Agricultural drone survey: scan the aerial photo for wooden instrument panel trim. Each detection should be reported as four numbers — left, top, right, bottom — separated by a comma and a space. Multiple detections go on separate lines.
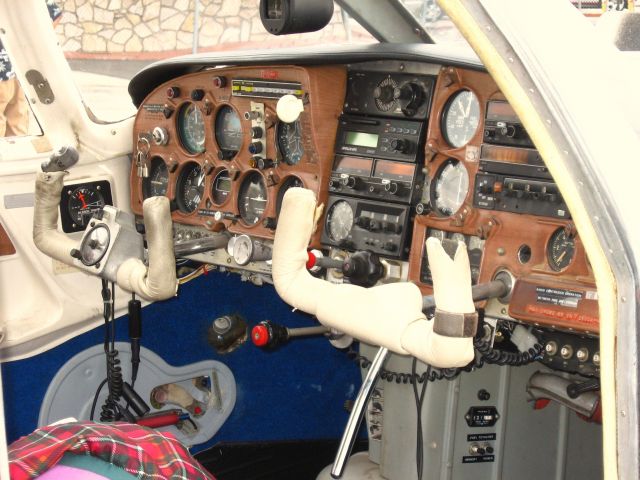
130, 65, 347, 247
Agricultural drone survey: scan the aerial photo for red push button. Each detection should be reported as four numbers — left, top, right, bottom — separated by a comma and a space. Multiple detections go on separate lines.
252, 325, 270, 347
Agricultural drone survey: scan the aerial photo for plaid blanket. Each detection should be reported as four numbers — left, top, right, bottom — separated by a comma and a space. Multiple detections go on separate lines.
8, 421, 214, 480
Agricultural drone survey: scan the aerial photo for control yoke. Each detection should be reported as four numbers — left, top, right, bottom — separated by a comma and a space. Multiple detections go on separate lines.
32, 147, 177, 301
271, 187, 514, 478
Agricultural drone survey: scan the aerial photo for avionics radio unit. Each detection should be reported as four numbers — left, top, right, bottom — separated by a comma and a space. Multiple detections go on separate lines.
335, 114, 424, 162
483, 100, 535, 148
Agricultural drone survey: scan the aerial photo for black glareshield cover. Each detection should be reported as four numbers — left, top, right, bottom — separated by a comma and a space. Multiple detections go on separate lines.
260, 0, 334, 35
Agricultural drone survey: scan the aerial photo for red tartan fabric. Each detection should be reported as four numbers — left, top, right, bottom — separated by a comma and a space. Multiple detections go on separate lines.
8, 421, 215, 480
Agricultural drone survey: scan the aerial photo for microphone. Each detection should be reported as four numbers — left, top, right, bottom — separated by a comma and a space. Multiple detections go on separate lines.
41, 146, 79, 172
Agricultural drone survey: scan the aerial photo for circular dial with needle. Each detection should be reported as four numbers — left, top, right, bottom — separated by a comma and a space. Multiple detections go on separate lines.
442, 90, 480, 148
176, 163, 205, 214
238, 172, 267, 225
67, 186, 105, 227
177, 102, 206, 154
142, 157, 169, 199
327, 200, 354, 243
547, 227, 576, 271
430, 159, 469, 217
276, 120, 305, 165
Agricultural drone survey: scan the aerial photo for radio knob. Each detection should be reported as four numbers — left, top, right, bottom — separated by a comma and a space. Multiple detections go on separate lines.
415, 203, 430, 215
368, 220, 382, 232
355, 216, 371, 229
328, 179, 340, 190
394, 82, 425, 116
373, 85, 396, 104
390, 138, 412, 154
384, 182, 399, 195
340, 175, 361, 190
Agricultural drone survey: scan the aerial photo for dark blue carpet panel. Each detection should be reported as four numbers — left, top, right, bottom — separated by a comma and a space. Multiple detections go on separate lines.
1, 270, 362, 453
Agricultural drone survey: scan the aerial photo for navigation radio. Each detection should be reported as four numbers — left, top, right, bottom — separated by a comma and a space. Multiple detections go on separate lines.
483, 100, 535, 148
335, 115, 424, 162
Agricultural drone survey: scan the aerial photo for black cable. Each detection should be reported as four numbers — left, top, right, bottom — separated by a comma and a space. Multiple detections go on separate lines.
97, 280, 124, 422
411, 358, 430, 480
473, 336, 543, 366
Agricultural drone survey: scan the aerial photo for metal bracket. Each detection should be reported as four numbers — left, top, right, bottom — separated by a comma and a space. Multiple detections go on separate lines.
25, 70, 55, 105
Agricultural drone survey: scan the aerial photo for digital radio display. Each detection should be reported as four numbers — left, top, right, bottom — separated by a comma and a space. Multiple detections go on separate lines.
345, 131, 379, 148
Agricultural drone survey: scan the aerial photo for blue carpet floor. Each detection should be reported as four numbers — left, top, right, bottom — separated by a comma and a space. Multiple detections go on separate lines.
1, 270, 362, 453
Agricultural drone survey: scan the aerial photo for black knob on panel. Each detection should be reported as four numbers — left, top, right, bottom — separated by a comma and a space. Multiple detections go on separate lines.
390, 138, 413, 154
384, 182, 399, 195
328, 179, 340, 190
256, 157, 274, 170
340, 175, 361, 190
382, 241, 397, 252
191, 89, 205, 101
355, 216, 371, 229
394, 82, 425, 116
341, 251, 385, 287
251, 126, 263, 139
248, 141, 263, 155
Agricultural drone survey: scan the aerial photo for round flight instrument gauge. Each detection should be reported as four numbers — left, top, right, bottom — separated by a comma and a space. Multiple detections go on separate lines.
238, 172, 267, 225
175, 162, 205, 214
142, 157, 169, 199
327, 200, 354, 243
68, 186, 105, 227
442, 90, 480, 148
276, 120, 304, 165
430, 159, 469, 217
547, 227, 576, 271
177, 102, 206, 154
211, 169, 231, 205
215, 105, 243, 159
276, 176, 303, 217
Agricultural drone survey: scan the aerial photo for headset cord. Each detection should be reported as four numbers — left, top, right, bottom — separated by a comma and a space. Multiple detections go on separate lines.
412, 358, 430, 480
93, 280, 124, 422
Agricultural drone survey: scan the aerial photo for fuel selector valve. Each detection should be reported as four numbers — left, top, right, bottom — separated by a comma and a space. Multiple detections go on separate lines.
251, 320, 329, 350
306, 250, 385, 287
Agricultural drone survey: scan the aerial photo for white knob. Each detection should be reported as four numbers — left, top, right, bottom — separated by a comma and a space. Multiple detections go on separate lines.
276, 94, 304, 123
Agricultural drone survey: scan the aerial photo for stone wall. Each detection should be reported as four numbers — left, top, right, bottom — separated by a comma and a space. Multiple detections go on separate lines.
57, 0, 363, 57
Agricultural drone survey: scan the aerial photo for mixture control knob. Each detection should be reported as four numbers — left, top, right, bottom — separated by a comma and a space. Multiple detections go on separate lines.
248, 141, 263, 155
373, 85, 396, 104
390, 138, 412, 154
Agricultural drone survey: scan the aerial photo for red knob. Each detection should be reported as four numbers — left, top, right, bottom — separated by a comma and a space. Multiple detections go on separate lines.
306, 250, 317, 270
252, 324, 270, 347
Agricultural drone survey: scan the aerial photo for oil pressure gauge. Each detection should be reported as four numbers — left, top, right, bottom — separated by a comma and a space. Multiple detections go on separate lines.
547, 227, 576, 271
